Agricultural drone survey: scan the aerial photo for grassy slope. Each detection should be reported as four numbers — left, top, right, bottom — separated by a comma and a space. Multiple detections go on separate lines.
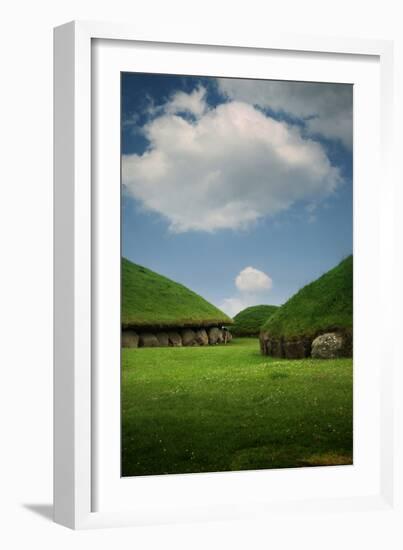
122, 257, 233, 328
232, 305, 279, 336
122, 339, 353, 476
261, 256, 353, 339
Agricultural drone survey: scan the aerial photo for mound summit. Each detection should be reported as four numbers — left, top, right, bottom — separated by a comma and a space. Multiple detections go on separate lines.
260, 256, 353, 359
231, 305, 279, 337
122, 258, 233, 348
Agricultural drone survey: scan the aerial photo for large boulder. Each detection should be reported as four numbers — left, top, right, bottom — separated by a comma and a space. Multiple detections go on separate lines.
311, 332, 345, 359
156, 332, 169, 347
181, 329, 196, 346
121, 330, 139, 348
139, 332, 159, 348
168, 331, 182, 347
208, 327, 222, 344
195, 329, 209, 345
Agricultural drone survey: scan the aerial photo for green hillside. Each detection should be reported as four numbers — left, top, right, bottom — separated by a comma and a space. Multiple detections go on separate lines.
122, 258, 233, 329
261, 256, 353, 339
231, 305, 279, 336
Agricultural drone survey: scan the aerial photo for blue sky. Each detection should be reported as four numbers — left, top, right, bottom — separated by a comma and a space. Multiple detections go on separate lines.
121, 73, 352, 316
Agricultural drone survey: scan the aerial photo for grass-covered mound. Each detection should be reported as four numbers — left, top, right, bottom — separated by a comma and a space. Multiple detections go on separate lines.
261, 255, 353, 340
232, 305, 279, 337
122, 257, 233, 329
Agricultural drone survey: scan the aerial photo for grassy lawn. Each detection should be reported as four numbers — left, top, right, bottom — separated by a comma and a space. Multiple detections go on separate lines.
122, 338, 353, 477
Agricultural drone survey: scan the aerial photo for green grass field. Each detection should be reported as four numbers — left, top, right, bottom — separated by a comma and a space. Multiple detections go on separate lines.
122, 338, 353, 476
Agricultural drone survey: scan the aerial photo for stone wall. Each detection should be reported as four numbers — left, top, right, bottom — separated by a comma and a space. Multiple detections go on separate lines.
259, 329, 352, 359
122, 326, 232, 348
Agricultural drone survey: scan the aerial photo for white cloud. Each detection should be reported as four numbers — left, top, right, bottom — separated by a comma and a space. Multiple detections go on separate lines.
235, 266, 272, 292
164, 85, 207, 117
122, 90, 342, 233
217, 78, 353, 149
219, 266, 272, 317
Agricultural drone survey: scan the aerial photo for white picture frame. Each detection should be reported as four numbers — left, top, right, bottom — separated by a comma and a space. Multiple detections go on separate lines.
54, 20, 398, 530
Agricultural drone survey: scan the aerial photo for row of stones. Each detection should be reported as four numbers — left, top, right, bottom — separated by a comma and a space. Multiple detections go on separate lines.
122, 326, 232, 348
259, 331, 352, 359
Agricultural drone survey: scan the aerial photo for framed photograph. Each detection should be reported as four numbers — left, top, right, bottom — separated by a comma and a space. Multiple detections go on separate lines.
54, 21, 397, 529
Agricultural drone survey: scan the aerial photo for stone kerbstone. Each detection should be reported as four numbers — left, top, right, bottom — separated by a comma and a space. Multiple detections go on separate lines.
270, 339, 284, 358
311, 332, 344, 359
139, 332, 159, 348
121, 330, 139, 348
259, 332, 283, 357
222, 330, 232, 343
259, 332, 269, 355
283, 339, 311, 359
167, 331, 182, 346
208, 327, 222, 344
123, 327, 235, 347
195, 329, 209, 345
156, 332, 169, 347
181, 329, 196, 346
